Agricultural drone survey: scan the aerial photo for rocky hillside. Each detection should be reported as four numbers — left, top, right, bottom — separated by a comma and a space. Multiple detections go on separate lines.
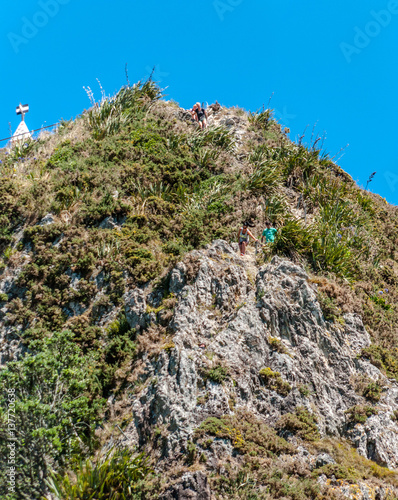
0, 80, 398, 499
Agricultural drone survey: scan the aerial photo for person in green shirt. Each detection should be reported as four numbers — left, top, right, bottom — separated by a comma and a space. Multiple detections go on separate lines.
261, 221, 277, 243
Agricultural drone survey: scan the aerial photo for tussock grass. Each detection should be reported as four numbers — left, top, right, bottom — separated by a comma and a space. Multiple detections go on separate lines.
46, 447, 152, 500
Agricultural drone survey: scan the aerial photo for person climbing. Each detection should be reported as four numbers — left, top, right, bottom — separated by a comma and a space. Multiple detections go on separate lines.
237, 221, 258, 256
191, 102, 208, 129
261, 220, 278, 244
190, 103, 198, 122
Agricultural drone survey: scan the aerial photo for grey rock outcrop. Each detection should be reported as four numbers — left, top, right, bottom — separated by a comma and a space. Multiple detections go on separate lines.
0, 258, 28, 366
160, 471, 211, 500
125, 288, 147, 332
38, 213, 55, 226
122, 240, 398, 470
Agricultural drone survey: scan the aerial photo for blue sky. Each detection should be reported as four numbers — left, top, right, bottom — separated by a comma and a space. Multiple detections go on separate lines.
1, 0, 398, 204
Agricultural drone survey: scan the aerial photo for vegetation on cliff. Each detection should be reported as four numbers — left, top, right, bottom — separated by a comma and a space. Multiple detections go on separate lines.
0, 79, 397, 499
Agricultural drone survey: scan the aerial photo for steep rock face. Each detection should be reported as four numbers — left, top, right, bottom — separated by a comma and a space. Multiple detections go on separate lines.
123, 240, 398, 470
0, 254, 29, 366
160, 471, 211, 500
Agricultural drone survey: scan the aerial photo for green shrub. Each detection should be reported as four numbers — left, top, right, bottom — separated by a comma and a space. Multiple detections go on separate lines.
0, 330, 105, 499
259, 367, 292, 396
345, 405, 378, 424
76, 251, 97, 275
370, 293, 392, 310
210, 465, 321, 500
318, 292, 341, 322
363, 381, 382, 403
23, 223, 64, 245
314, 463, 359, 483
298, 384, 310, 397
46, 144, 74, 169
100, 313, 137, 394
276, 406, 320, 441
268, 336, 289, 354
352, 374, 384, 404
391, 410, 398, 422
185, 441, 197, 465
125, 247, 159, 284
195, 412, 295, 457
264, 471, 321, 500
2, 246, 14, 262
202, 364, 229, 384
360, 345, 398, 380
310, 438, 398, 487
162, 239, 186, 256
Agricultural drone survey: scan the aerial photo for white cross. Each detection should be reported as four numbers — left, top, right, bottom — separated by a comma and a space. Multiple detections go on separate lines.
16, 103, 29, 122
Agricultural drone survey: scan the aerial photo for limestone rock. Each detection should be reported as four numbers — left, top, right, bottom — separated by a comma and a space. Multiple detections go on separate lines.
125, 288, 147, 332
315, 453, 336, 468
99, 216, 117, 229
38, 213, 55, 226
121, 240, 398, 471
160, 471, 211, 500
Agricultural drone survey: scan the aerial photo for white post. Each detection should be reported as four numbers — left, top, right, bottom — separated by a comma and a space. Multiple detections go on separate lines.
17, 104, 25, 122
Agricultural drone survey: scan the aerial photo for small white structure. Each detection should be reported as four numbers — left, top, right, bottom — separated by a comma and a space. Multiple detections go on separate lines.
10, 104, 32, 145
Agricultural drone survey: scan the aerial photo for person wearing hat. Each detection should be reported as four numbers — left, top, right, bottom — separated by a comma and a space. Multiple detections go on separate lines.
237, 221, 258, 256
